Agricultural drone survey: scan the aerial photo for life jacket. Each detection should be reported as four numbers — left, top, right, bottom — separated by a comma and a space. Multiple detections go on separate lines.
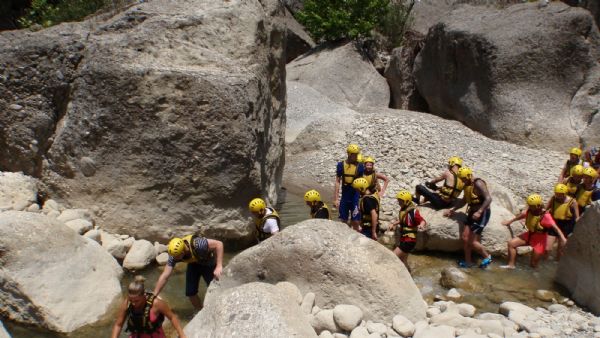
363, 170, 379, 192
575, 185, 594, 207
464, 178, 486, 206
125, 292, 164, 334
310, 202, 331, 220
550, 196, 575, 221
340, 161, 360, 186
255, 207, 280, 241
439, 171, 464, 202
525, 212, 546, 233
359, 192, 380, 227
177, 234, 212, 264
397, 203, 418, 242
564, 177, 580, 197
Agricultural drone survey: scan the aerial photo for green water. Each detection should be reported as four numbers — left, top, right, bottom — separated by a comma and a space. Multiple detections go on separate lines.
4, 190, 565, 337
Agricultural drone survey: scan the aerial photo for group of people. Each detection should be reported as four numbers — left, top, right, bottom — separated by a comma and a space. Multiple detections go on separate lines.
112, 144, 600, 337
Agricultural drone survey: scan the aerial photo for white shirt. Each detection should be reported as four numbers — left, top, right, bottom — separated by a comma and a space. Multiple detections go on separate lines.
263, 208, 280, 234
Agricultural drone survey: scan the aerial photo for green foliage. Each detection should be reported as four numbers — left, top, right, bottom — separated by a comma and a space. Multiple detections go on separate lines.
18, 0, 108, 28
378, 1, 414, 49
296, 0, 391, 42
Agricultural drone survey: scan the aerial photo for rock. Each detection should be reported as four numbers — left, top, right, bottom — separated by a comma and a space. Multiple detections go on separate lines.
0, 211, 122, 332
320, 331, 335, 338
392, 314, 415, 337
64, 219, 93, 235
426, 307, 442, 318
287, 42, 389, 108
0, 0, 286, 244
446, 288, 462, 301
184, 282, 317, 337
46, 210, 60, 218
154, 241, 167, 255
78, 157, 96, 177
333, 305, 363, 332
414, 2, 600, 150
276, 281, 303, 305
547, 304, 568, 313
456, 303, 476, 318
440, 267, 473, 290
83, 229, 101, 243
0, 172, 38, 211
278, 8, 315, 63
42, 199, 60, 212
312, 306, 321, 315
333, 334, 348, 338
365, 321, 387, 335
557, 202, 600, 314
26, 203, 40, 212
430, 312, 503, 337
0, 321, 9, 338
499, 302, 540, 331
350, 326, 370, 338
302, 292, 316, 315
57, 209, 93, 224
123, 239, 156, 270
534, 290, 555, 302
101, 232, 127, 259
311, 309, 338, 334
155, 252, 169, 266
219, 220, 427, 323
413, 324, 455, 338
123, 237, 135, 250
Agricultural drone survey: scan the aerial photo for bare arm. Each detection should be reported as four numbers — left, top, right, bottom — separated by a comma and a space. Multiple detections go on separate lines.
334, 176, 341, 209
573, 199, 580, 222
370, 209, 378, 240
444, 197, 467, 217
376, 172, 389, 197
207, 239, 224, 280
502, 210, 527, 226
153, 264, 174, 296
429, 171, 448, 185
110, 299, 128, 338
474, 180, 492, 215
155, 299, 187, 338
551, 223, 567, 243
558, 165, 567, 183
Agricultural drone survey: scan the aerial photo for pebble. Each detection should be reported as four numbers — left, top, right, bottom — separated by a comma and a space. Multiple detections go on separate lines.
9, 103, 22, 110
446, 288, 462, 301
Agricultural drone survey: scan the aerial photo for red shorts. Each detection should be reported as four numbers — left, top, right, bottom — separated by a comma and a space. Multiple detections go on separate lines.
519, 232, 547, 255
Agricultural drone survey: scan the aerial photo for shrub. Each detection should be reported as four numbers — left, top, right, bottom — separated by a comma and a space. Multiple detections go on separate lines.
18, 0, 108, 28
378, 1, 415, 49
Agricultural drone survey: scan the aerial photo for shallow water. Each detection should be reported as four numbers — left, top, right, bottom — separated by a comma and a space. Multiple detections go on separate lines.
4, 189, 566, 337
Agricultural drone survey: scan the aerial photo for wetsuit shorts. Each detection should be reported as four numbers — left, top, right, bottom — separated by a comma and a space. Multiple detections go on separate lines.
466, 207, 491, 235
415, 184, 452, 210
519, 232, 547, 255
396, 241, 416, 253
547, 219, 575, 237
339, 198, 361, 222
185, 262, 215, 297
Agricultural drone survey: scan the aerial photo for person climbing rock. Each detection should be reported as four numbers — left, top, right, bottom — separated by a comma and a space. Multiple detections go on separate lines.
563, 164, 584, 198
248, 197, 280, 241
389, 190, 426, 273
112, 276, 186, 338
334, 144, 365, 229
353, 177, 380, 240
153, 235, 223, 310
501, 194, 566, 269
575, 167, 599, 215
444, 167, 493, 269
362, 156, 389, 197
545, 183, 579, 261
414, 156, 465, 210
304, 189, 330, 219
558, 147, 582, 183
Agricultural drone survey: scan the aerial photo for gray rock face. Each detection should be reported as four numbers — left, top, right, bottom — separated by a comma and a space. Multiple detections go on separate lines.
0, 172, 38, 212
556, 202, 600, 315
0, 0, 286, 243
184, 282, 317, 338
0, 211, 122, 332
287, 42, 390, 108
414, 2, 600, 150
217, 220, 427, 323
278, 8, 315, 63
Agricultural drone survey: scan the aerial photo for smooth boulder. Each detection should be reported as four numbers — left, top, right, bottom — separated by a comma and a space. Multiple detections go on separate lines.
0, 172, 38, 212
0, 211, 122, 332
217, 220, 427, 323
123, 239, 156, 270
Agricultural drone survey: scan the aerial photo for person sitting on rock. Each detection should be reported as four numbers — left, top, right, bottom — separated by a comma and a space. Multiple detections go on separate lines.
154, 235, 223, 310
414, 156, 465, 210
444, 167, 493, 269
563, 164, 584, 197
583, 146, 600, 170
362, 156, 389, 197
112, 275, 187, 338
304, 189, 330, 219
545, 183, 579, 261
558, 147, 582, 183
248, 197, 280, 241
353, 177, 380, 240
575, 167, 599, 215
389, 190, 426, 272
334, 144, 365, 230
501, 194, 566, 269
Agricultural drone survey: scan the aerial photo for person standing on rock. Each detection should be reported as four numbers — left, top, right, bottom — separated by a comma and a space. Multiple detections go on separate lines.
444, 167, 493, 268
501, 194, 566, 269
334, 144, 365, 229
248, 197, 280, 241
112, 275, 187, 338
353, 177, 380, 240
362, 156, 389, 197
304, 189, 331, 219
545, 183, 579, 261
154, 235, 224, 310
390, 190, 426, 272
564, 165, 584, 197
558, 147, 582, 183
575, 167, 599, 215
413, 156, 464, 209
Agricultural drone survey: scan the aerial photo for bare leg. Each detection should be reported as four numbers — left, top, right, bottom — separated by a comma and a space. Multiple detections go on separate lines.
351, 220, 360, 232
462, 226, 473, 264
471, 233, 490, 259
506, 238, 526, 268
545, 235, 556, 260
530, 252, 542, 268
393, 247, 411, 273
188, 295, 203, 310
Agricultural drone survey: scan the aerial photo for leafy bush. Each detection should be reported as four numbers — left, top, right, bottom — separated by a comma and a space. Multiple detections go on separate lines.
378, 1, 415, 49
18, 0, 108, 28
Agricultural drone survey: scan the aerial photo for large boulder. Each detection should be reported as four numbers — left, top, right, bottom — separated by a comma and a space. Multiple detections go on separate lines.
216, 220, 427, 323
0, 211, 122, 332
0, 171, 38, 212
287, 42, 390, 108
184, 282, 317, 337
277, 8, 315, 63
0, 0, 286, 242
414, 2, 600, 150
556, 202, 600, 315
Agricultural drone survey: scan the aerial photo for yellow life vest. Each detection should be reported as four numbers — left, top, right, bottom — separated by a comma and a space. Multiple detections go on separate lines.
565, 177, 579, 197
360, 192, 380, 226
255, 207, 280, 241
179, 235, 200, 264
439, 172, 464, 201
525, 212, 546, 233
398, 203, 418, 240
551, 196, 574, 220
363, 171, 379, 192
464, 178, 486, 206
310, 203, 331, 220
575, 185, 593, 207
342, 161, 359, 185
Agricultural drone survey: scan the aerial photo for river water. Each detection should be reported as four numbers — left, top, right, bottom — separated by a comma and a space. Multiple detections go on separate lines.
4, 189, 565, 337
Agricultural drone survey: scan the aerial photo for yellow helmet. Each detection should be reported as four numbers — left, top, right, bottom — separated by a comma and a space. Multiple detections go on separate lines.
583, 167, 598, 178
357, 153, 364, 163
396, 190, 412, 203
364, 156, 375, 164
570, 165, 584, 177
554, 183, 568, 195
570, 147, 582, 157
168, 238, 185, 257
347, 144, 360, 154
304, 189, 321, 203
457, 167, 473, 179
526, 194, 543, 207
248, 198, 266, 213
352, 177, 369, 193
448, 156, 463, 167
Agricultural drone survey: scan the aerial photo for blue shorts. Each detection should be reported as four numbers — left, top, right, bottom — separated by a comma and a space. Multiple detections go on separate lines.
185, 263, 215, 296
466, 208, 491, 235
338, 198, 361, 222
